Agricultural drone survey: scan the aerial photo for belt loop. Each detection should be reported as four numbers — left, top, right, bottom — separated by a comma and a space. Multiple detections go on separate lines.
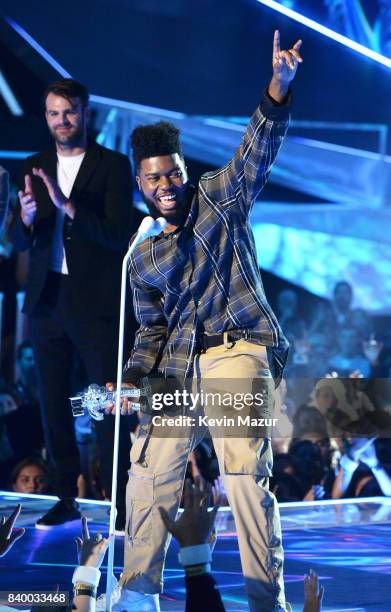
223, 332, 235, 349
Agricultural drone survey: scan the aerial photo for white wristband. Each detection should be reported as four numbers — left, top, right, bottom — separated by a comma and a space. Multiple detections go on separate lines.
178, 544, 212, 567
340, 455, 359, 473
72, 566, 101, 588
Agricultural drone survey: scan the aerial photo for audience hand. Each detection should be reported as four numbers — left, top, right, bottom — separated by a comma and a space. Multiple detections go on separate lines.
346, 436, 377, 463
75, 516, 111, 568
359, 441, 379, 469
159, 477, 222, 547
0, 504, 25, 558
303, 485, 325, 501
303, 569, 324, 612
363, 336, 383, 366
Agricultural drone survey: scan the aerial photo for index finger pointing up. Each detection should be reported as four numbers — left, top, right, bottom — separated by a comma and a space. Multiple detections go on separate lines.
81, 515, 89, 541
4, 504, 21, 537
24, 175, 32, 194
273, 30, 280, 58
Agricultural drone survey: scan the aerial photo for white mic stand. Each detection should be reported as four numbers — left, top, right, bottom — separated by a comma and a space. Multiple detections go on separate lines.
105, 216, 167, 610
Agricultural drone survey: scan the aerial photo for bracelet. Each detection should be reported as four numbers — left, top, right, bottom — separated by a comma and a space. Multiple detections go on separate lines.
72, 565, 101, 588
73, 582, 97, 598
178, 544, 212, 567
185, 563, 211, 577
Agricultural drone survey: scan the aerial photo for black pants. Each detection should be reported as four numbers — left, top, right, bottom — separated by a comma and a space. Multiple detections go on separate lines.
29, 272, 132, 506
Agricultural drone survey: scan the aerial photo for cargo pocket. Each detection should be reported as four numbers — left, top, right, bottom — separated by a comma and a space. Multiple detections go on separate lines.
126, 465, 154, 546
224, 436, 273, 476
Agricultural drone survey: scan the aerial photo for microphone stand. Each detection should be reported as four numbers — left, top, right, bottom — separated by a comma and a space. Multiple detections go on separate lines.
105, 218, 166, 610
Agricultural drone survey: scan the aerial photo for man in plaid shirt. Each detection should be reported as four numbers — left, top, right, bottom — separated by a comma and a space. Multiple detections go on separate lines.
107, 31, 303, 612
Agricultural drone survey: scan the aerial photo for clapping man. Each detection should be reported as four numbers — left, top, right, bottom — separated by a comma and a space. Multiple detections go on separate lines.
9, 79, 142, 529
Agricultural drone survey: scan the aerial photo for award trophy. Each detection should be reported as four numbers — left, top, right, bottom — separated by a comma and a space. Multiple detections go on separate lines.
69, 379, 152, 421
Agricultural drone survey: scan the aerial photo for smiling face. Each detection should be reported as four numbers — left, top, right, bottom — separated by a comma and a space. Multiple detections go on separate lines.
45, 93, 88, 149
136, 154, 188, 226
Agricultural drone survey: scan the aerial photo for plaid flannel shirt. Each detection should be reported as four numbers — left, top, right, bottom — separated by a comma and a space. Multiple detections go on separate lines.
124, 90, 290, 386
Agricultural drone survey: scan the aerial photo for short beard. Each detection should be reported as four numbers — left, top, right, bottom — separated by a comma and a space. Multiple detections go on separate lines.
50, 124, 84, 148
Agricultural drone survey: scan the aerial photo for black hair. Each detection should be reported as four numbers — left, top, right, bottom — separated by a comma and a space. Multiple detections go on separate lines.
43, 78, 89, 108
10, 456, 48, 485
131, 121, 183, 173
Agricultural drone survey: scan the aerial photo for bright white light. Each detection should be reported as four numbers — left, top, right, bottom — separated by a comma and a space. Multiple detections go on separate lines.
257, 0, 391, 69
0, 69, 23, 115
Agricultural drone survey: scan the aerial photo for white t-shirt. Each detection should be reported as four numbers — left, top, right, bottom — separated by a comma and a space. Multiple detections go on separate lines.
50, 152, 85, 274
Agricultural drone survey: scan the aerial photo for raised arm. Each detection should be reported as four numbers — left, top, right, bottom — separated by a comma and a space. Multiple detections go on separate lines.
202, 30, 302, 218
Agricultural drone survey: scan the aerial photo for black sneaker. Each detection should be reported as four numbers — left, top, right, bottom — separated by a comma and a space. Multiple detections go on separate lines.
35, 499, 81, 529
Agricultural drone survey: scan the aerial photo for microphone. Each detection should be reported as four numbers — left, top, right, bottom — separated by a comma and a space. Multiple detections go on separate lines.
136, 216, 168, 241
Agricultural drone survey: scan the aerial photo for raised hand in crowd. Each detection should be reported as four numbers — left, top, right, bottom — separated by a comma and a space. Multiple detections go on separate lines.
72, 516, 111, 612
303, 570, 324, 612
159, 477, 221, 547
75, 515, 111, 568
159, 477, 225, 612
0, 503, 25, 558
18, 175, 37, 228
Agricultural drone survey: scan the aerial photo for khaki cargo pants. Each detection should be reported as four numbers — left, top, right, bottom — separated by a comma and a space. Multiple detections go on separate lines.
119, 339, 288, 611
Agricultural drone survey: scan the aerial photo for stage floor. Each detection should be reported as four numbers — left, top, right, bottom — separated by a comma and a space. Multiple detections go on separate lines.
1, 492, 391, 611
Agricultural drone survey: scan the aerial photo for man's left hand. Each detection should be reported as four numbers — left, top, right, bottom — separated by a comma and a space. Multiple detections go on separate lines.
272, 29, 302, 83
32, 167, 75, 219
269, 30, 303, 102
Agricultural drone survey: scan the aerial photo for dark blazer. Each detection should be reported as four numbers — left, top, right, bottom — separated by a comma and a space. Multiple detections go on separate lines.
9, 142, 143, 317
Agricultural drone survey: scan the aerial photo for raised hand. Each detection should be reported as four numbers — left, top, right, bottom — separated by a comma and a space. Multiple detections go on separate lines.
32, 167, 75, 218
158, 477, 221, 547
272, 29, 303, 84
303, 569, 324, 612
18, 175, 37, 228
0, 504, 25, 558
74, 516, 111, 568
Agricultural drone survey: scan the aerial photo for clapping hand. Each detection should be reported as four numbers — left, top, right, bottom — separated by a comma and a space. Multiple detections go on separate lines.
303, 569, 324, 612
0, 504, 25, 558
158, 477, 223, 547
75, 516, 111, 568
18, 175, 37, 228
32, 168, 75, 218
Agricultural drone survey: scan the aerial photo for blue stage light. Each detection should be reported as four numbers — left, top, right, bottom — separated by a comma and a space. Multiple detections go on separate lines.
257, 0, 391, 69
